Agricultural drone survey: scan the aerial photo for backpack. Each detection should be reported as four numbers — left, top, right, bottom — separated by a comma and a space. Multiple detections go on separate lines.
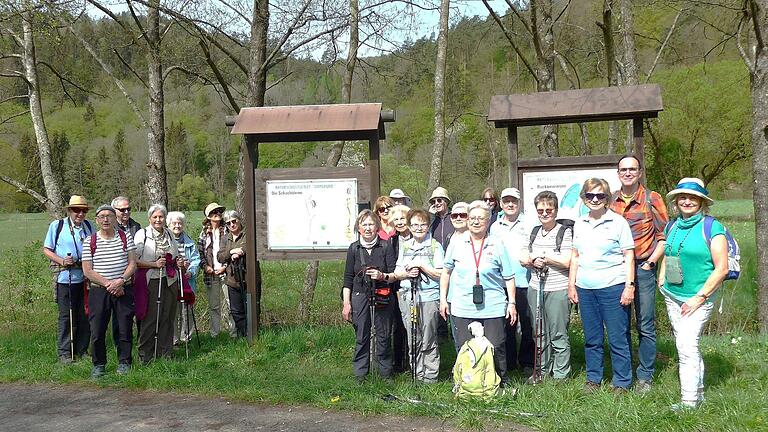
529, 219, 574, 253
89, 230, 128, 255
666, 215, 740, 281
452, 336, 500, 399
52, 218, 94, 252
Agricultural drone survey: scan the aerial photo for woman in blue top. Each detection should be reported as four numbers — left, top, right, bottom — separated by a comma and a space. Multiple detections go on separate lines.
658, 178, 729, 411
568, 178, 635, 393
439, 201, 518, 385
167, 211, 201, 346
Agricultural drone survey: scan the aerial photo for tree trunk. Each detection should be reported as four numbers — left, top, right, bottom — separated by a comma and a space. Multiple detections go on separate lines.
599, 0, 620, 154
426, 0, 450, 193
619, 0, 639, 153
21, 13, 64, 218
299, 0, 360, 323
146, 0, 167, 206
750, 1, 768, 333
537, 0, 559, 157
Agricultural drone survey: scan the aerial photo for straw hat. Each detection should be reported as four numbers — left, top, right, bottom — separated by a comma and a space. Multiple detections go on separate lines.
429, 187, 451, 203
204, 202, 225, 217
389, 188, 410, 200
666, 177, 714, 203
65, 195, 91, 209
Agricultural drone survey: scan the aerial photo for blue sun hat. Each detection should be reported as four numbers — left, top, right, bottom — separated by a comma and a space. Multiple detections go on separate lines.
666, 177, 714, 203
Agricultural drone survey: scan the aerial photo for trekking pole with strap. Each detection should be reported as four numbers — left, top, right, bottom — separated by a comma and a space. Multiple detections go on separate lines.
367, 271, 378, 376
232, 256, 247, 339
531, 266, 548, 385
177, 244, 189, 359
153, 253, 165, 360
66, 253, 75, 361
409, 270, 420, 384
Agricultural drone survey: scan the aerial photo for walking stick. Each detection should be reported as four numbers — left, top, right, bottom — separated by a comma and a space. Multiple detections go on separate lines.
190, 302, 201, 348
531, 267, 548, 385
367, 272, 377, 376
153, 255, 165, 360
232, 256, 247, 339
177, 245, 189, 359
409, 271, 420, 384
66, 253, 74, 362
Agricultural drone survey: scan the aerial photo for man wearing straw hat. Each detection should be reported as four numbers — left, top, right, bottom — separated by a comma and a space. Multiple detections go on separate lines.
428, 187, 454, 251
43, 196, 95, 363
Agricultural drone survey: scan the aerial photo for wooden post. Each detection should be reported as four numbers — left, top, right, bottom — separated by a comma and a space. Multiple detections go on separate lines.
368, 135, 381, 200
633, 117, 646, 183
244, 135, 261, 343
507, 127, 519, 188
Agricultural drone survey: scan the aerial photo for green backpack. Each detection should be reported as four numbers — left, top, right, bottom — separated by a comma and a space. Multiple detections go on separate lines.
452, 337, 501, 399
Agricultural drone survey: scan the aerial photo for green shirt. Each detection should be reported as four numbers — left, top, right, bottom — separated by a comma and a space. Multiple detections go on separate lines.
662, 214, 725, 302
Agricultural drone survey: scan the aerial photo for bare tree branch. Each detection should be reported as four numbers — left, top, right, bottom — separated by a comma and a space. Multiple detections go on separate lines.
644, 6, 686, 83
0, 174, 50, 206
0, 110, 30, 126
749, 0, 765, 56
38, 60, 108, 99
482, 0, 539, 81
736, 7, 756, 71
266, 70, 293, 92
113, 48, 149, 88
197, 37, 240, 112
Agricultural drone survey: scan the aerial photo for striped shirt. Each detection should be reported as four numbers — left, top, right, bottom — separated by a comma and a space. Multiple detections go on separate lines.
528, 223, 572, 292
610, 184, 668, 260
82, 232, 136, 281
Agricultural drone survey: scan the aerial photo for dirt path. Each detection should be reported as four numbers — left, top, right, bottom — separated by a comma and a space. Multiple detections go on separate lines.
0, 383, 533, 432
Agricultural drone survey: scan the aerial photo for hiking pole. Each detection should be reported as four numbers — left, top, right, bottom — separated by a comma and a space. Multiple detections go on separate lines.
190, 301, 201, 348
177, 246, 189, 359
409, 270, 419, 384
232, 256, 247, 339
367, 272, 377, 376
531, 267, 548, 385
66, 253, 75, 362
153, 255, 165, 360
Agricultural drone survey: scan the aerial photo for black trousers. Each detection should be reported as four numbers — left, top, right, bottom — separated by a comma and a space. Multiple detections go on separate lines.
505, 287, 535, 370
351, 291, 394, 378
56, 282, 90, 358
453, 315, 509, 381
88, 284, 135, 366
228, 285, 247, 337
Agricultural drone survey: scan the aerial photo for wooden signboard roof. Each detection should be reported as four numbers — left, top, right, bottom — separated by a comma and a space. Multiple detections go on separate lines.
230, 103, 385, 142
488, 84, 663, 127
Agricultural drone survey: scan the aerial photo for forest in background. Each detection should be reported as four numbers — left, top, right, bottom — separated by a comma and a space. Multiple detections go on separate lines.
0, 0, 754, 214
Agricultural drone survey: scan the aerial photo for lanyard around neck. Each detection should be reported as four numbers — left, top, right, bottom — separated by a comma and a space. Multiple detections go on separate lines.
470, 236, 486, 285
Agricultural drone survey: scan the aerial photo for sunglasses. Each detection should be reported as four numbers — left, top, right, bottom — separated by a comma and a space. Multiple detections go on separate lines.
377, 206, 391, 214
71, 208, 88, 215
115, 207, 131, 213
483, 197, 496, 203
226, 220, 239, 225
450, 212, 468, 220
209, 210, 222, 216
536, 208, 555, 216
430, 198, 445, 204
585, 192, 607, 201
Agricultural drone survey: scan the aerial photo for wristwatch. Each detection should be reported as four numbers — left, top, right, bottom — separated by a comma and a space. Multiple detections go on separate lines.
626, 281, 635, 287
123, 276, 131, 285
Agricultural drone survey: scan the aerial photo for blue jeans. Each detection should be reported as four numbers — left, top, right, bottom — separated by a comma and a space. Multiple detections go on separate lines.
577, 284, 632, 389
630, 262, 657, 381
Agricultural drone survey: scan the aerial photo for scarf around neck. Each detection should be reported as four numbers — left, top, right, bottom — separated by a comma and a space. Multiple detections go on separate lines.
676, 212, 704, 230
360, 236, 378, 250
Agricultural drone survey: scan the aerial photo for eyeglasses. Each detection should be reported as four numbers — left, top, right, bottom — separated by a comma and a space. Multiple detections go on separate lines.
536, 208, 555, 216
360, 223, 376, 229
114, 207, 131, 213
585, 192, 607, 201
71, 208, 88, 215
469, 216, 487, 222
618, 167, 639, 174
226, 220, 239, 225
450, 212, 468, 220
377, 206, 391, 214
409, 223, 428, 230
430, 198, 445, 204
97, 214, 115, 220
501, 199, 518, 207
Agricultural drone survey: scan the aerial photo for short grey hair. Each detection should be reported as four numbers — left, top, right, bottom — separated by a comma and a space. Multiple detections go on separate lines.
166, 211, 186, 226
111, 196, 129, 207
147, 203, 168, 219
468, 200, 490, 218
222, 209, 242, 222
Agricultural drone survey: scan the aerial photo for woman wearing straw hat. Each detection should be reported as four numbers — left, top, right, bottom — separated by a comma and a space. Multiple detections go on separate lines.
658, 178, 729, 411
198, 202, 235, 337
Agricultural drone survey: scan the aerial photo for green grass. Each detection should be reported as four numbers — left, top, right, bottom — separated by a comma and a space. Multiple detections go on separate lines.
0, 203, 765, 430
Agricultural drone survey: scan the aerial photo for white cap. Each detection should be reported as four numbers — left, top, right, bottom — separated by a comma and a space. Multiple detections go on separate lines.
500, 187, 521, 199
389, 188, 409, 200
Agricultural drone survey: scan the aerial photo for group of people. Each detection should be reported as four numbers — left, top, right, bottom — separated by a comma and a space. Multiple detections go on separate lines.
44, 196, 249, 378
342, 156, 730, 411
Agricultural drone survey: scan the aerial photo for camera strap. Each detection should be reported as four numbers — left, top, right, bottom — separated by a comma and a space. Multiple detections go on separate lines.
471, 236, 486, 286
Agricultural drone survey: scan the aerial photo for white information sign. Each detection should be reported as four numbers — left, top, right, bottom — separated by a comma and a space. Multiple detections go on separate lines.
522, 168, 622, 221
266, 178, 358, 250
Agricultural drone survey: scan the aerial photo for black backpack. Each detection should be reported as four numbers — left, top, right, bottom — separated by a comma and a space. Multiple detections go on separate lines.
528, 219, 574, 253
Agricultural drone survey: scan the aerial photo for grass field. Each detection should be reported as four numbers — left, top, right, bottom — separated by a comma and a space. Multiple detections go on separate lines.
0, 202, 765, 431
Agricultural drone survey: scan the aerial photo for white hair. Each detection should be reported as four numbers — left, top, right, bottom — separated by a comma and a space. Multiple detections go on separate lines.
147, 203, 167, 219
166, 211, 186, 226
111, 196, 129, 207
468, 200, 490, 218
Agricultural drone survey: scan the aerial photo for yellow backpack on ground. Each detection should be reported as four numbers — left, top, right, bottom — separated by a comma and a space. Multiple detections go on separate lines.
452, 324, 500, 399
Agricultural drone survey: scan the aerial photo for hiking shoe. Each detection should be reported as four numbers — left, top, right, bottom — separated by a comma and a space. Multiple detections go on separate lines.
59, 355, 74, 365
116, 363, 131, 375
612, 386, 629, 395
583, 381, 601, 394
634, 380, 652, 395
521, 366, 534, 377
355, 376, 366, 385
526, 373, 545, 385
671, 401, 700, 412
90, 365, 106, 379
